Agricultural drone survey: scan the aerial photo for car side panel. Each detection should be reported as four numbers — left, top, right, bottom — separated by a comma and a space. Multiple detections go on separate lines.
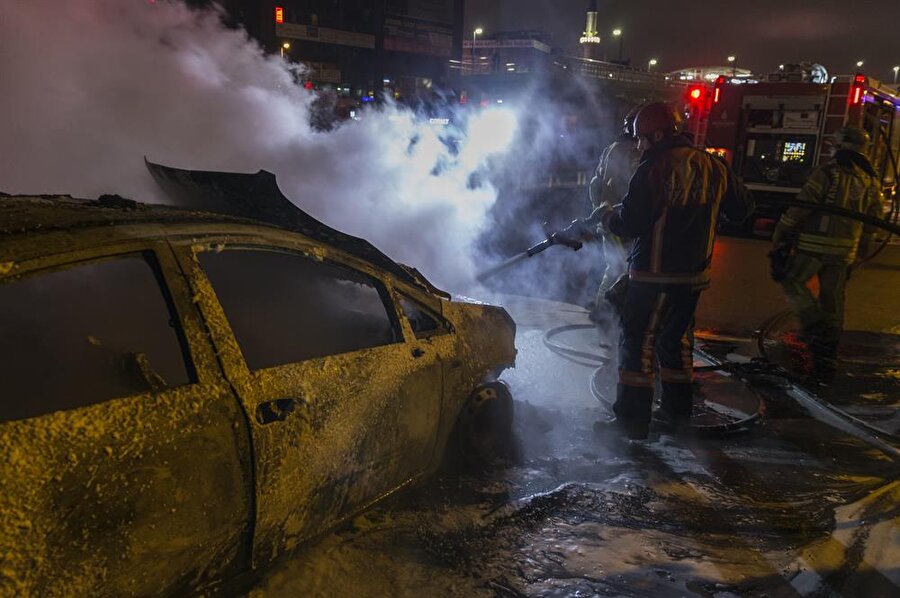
171, 234, 446, 564
430, 300, 517, 464
0, 385, 252, 595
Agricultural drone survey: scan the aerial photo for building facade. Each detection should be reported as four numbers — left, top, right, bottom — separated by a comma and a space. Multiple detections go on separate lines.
221, 1, 464, 101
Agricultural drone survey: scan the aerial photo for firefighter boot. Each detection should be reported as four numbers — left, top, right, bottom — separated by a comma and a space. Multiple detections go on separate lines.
653, 382, 694, 436
597, 385, 653, 440
808, 336, 839, 385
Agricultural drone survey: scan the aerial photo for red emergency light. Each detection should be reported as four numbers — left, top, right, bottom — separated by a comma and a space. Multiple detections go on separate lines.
851, 74, 865, 105
713, 75, 726, 104
275, 6, 284, 24
686, 85, 705, 106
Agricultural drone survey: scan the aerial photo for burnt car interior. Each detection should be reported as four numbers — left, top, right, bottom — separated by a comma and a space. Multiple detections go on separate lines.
0, 252, 193, 422
198, 248, 402, 370
397, 294, 451, 338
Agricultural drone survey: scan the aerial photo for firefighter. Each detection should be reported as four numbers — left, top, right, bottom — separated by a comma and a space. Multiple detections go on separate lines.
588, 105, 641, 322
771, 126, 885, 376
563, 102, 752, 439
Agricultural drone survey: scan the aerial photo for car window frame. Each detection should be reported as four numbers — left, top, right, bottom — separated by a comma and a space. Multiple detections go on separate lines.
395, 291, 452, 340
177, 234, 407, 375
0, 238, 218, 418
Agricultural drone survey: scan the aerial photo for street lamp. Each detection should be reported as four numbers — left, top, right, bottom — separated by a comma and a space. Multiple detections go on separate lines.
280, 41, 290, 59
856, 60, 864, 68
612, 28, 623, 62
472, 27, 483, 74
648, 58, 658, 71
727, 55, 736, 77
894, 65, 899, 84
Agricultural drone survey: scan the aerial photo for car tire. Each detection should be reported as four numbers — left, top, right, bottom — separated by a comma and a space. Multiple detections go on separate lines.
453, 380, 517, 469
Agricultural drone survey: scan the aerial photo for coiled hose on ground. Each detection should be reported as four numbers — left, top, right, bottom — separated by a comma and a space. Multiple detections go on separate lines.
541, 324, 766, 434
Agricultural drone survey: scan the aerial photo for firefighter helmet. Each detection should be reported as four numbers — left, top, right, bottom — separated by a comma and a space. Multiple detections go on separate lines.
623, 104, 643, 137
834, 126, 869, 153
633, 102, 681, 139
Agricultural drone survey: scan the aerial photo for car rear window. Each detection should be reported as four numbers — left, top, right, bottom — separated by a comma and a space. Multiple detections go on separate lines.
198, 249, 400, 370
0, 254, 194, 423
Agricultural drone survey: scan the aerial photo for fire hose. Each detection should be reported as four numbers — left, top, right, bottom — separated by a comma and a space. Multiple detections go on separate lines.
476, 224, 583, 283
542, 314, 899, 454
541, 324, 767, 435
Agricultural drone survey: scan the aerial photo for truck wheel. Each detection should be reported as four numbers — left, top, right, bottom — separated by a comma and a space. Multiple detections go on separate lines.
455, 381, 516, 469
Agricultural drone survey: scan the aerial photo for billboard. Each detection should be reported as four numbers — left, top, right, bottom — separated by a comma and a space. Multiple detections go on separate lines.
276, 23, 375, 49
384, 0, 456, 58
386, 0, 456, 25
384, 16, 453, 58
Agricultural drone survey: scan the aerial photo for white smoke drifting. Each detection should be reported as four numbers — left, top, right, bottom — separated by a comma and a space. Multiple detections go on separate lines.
0, 0, 517, 291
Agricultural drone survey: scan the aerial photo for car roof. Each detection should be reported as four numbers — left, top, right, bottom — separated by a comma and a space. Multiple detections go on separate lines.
0, 162, 448, 298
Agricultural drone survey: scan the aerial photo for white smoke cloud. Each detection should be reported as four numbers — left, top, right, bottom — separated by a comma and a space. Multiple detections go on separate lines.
0, 0, 518, 291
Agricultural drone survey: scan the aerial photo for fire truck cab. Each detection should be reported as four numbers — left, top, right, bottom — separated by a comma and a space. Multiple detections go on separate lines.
686, 68, 900, 232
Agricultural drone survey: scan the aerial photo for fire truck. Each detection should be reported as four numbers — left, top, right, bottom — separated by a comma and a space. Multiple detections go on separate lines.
684, 66, 900, 231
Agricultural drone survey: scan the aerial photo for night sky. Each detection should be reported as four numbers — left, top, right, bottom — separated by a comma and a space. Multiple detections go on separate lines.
464, 0, 899, 82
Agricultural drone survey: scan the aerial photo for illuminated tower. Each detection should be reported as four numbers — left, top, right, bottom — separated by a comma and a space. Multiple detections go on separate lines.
580, 0, 601, 60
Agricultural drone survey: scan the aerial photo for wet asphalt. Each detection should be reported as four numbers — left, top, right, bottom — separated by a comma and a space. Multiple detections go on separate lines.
248, 237, 900, 597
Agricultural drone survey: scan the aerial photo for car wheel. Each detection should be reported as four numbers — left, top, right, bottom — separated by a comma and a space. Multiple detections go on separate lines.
454, 380, 516, 468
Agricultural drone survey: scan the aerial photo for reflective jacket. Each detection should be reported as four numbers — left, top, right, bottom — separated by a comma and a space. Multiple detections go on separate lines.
597, 135, 752, 290
589, 136, 640, 210
772, 151, 884, 263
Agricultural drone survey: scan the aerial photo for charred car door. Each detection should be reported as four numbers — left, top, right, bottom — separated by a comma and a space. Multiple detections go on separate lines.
0, 241, 254, 596
175, 236, 444, 564
391, 288, 457, 468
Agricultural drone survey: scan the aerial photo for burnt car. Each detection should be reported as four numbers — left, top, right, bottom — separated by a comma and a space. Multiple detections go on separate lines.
0, 164, 516, 595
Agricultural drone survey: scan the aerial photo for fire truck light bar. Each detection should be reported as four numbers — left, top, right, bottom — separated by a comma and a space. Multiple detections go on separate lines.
713, 75, 726, 104
851, 74, 865, 105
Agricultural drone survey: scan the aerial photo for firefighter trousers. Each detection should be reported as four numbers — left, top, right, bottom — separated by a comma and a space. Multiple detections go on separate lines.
590, 233, 629, 332
780, 251, 847, 345
613, 282, 700, 433
596, 233, 629, 298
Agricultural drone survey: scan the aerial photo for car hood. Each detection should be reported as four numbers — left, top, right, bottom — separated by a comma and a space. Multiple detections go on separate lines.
145, 160, 441, 295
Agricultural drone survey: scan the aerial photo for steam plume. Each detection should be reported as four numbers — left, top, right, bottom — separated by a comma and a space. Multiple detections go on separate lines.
0, 0, 517, 291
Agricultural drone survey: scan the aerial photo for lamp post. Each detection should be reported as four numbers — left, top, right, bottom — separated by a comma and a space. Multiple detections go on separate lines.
280, 42, 290, 60
612, 28, 623, 62
727, 55, 736, 77
648, 58, 658, 72
472, 27, 483, 74
893, 65, 899, 85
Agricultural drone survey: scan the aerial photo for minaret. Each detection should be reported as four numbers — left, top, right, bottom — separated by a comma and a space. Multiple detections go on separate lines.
580, 0, 602, 60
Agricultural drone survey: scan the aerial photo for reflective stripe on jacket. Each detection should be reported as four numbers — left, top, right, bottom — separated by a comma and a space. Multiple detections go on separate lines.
600, 135, 752, 290
773, 153, 884, 263
589, 137, 640, 210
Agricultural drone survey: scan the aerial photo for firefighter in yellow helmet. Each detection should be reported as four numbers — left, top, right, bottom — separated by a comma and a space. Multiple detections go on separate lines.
587, 105, 641, 323
772, 126, 885, 376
